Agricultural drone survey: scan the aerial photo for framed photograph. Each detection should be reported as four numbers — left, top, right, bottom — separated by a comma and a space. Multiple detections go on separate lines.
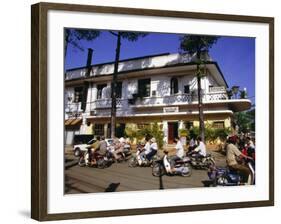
31, 2, 274, 221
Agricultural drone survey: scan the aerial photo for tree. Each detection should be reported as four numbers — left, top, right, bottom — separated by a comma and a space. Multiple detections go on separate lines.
110, 31, 147, 138
234, 109, 255, 133
64, 28, 100, 58
180, 35, 219, 142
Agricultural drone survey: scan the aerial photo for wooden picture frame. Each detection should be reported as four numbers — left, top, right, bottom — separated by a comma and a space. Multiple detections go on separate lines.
31, 2, 274, 221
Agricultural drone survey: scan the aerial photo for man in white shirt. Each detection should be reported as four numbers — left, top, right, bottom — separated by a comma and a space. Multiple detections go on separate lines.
145, 137, 158, 161
193, 136, 207, 157
170, 137, 185, 168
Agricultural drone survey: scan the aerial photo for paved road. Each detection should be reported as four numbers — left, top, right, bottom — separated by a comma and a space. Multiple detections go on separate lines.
65, 151, 226, 194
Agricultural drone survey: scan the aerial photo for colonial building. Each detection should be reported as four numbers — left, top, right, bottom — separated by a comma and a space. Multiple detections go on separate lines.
64, 52, 251, 145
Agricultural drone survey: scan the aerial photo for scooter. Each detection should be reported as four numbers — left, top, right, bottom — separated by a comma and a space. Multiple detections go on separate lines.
203, 158, 255, 187
152, 151, 192, 177
128, 143, 159, 167
187, 151, 216, 169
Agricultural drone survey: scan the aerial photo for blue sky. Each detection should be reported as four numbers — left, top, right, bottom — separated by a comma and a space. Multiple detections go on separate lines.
65, 30, 255, 103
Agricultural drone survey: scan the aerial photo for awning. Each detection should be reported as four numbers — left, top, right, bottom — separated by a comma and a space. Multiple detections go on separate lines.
65, 118, 82, 126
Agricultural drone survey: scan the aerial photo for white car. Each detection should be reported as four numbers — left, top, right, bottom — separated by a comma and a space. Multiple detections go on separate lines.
73, 138, 114, 157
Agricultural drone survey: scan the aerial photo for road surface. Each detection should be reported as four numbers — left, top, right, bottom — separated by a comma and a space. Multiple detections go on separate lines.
65, 151, 226, 194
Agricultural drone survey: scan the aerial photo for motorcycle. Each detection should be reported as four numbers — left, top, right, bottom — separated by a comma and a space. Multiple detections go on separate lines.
128, 143, 160, 167
152, 151, 192, 177
78, 149, 113, 168
187, 151, 215, 169
107, 143, 132, 163
203, 158, 255, 187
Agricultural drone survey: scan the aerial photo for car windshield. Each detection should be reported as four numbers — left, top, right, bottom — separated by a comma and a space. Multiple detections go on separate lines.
73, 135, 94, 145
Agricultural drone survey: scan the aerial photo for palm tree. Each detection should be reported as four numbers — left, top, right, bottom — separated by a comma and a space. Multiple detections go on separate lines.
180, 35, 219, 142
109, 31, 147, 138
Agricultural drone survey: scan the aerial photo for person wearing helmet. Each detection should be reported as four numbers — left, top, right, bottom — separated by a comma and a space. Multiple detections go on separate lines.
145, 137, 158, 161
226, 136, 253, 184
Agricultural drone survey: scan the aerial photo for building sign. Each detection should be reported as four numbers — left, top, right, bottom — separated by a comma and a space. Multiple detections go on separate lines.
209, 86, 226, 92
163, 107, 179, 113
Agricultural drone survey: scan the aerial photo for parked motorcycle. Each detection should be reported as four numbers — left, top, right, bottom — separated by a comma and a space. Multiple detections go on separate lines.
128, 143, 160, 167
187, 151, 215, 169
152, 151, 192, 177
203, 158, 255, 187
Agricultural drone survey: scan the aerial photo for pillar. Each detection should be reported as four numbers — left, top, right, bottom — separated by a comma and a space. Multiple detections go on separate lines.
163, 121, 168, 145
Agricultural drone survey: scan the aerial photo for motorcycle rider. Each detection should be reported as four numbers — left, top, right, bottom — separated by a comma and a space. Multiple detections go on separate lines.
188, 136, 197, 152
112, 138, 125, 162
145, 137, 158, 161
97, 136, 108, 156
226, 136, 253, 185
139, 136, 151, 163
87, 136, 101, 166
170, 137, 185, 168
245, 137, 255, 160
191, 136, 207, 158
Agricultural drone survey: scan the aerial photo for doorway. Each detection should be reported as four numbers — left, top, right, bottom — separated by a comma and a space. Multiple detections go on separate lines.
168, 122, 178, 144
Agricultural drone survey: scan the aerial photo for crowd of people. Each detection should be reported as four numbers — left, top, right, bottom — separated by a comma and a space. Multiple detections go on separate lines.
84, 132, 255, 184
86, 136, 131, 166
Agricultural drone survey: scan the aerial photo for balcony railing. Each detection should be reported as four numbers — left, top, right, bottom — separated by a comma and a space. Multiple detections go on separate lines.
65, 102, 83, 118
65, 92, 230, 117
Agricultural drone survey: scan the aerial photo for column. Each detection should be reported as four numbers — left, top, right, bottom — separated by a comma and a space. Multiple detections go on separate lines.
163, 121, 168, 145
104, 123, 108, 138
178, 120, 185, 130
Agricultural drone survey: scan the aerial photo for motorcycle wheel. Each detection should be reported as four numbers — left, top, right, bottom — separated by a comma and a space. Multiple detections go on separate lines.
206, 158, 215, 169
97, 159, 106, 169
181, 163, 192, 177
128, 157, 138, 167
152, 163, 165, 177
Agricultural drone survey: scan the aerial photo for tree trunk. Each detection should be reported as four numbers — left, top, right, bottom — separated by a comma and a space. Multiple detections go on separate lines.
196, 58, 205, 142
110, 32, 121, 138
64, 30, 70, 59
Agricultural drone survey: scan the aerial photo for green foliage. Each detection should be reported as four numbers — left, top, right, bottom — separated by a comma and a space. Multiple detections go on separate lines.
125, 123, 164, 149
151, 123, 164, 149
189, 127, 199, 139
234, 109, 255, 133
124, 126, 137, 141
65, 28, 100, 53
189, 126, 230, 142
179, 129, 189, 137
180, 35, 219, 56
239, 90, 247, 99
205, 127, 216, 141
214, 128, 231, 141
120, 32, 148, 41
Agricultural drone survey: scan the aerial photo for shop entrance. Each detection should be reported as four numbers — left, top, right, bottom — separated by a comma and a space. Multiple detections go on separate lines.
168, 122, 178, 144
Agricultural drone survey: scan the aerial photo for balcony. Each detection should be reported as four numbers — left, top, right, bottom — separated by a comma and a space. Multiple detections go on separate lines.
65, 91, 251, 117
88, 92, 229, 109
65, 102, 83, 118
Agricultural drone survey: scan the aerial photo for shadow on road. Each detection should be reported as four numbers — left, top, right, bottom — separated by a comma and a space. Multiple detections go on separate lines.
105, 183, 120, 192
